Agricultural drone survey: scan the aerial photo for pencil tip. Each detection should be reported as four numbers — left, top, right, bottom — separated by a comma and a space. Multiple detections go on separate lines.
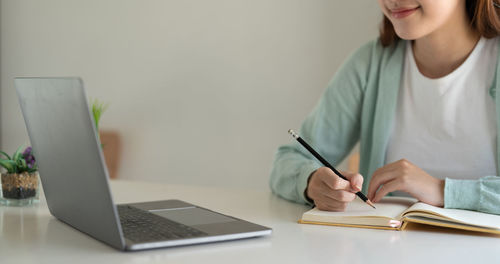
366, 200, 376, 209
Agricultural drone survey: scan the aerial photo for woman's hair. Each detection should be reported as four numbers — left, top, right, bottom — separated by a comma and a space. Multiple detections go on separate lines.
380, 0, 500, 46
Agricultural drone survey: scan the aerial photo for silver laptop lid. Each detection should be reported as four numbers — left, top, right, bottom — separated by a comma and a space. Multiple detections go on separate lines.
15, 77, 125, 250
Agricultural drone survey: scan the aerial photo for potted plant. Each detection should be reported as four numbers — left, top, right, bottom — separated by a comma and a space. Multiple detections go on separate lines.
91, 99, 108, 141
91, 99, 121, 179
0, 146, 39, 206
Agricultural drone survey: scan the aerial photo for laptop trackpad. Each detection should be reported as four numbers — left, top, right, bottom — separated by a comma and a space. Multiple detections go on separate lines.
151, 207, 236, 226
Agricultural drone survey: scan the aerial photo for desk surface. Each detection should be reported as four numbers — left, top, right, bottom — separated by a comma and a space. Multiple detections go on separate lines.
0, 180, 498, 264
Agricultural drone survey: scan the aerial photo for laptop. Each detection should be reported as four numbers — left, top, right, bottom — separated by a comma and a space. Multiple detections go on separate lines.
15, 77, 271, 251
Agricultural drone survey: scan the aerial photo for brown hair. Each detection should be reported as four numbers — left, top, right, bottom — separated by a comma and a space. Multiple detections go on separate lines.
380, 0, 500, 46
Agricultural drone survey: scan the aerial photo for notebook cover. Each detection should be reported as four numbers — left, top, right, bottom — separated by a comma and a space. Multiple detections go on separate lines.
298, 219, 400, 231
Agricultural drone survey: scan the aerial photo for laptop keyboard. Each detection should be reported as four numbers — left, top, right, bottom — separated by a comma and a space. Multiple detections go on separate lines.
117, 205, 208, 243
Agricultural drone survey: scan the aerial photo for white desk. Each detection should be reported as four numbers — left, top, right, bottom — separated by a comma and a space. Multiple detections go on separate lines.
0, 180, 498, 264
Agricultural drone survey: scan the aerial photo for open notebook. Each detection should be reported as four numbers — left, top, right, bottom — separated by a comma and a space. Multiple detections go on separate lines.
299, 197, 500, 235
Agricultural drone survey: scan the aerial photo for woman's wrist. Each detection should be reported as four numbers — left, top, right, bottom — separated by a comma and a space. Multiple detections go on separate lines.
304, 171, 316, 204
435, 178, 445, 207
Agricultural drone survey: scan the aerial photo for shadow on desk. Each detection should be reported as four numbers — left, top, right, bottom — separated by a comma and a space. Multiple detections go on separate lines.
0, 208, 49, 244
2, 213, 272, 260
45, 218, 271, 252
43, 218, 115, 253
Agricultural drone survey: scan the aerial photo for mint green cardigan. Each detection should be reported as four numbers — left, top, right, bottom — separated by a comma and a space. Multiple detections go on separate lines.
270, 38, 500, 215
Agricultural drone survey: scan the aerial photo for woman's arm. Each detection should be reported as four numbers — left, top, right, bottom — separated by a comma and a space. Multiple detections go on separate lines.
269, 40, 377, 204
445, 176, 500, 215
367, 159, 500, 215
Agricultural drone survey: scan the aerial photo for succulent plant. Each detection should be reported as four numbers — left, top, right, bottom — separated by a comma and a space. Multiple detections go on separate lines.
0, 146, 38, 174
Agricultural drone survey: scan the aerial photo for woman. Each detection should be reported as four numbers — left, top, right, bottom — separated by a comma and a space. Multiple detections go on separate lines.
270, 0, 500, 214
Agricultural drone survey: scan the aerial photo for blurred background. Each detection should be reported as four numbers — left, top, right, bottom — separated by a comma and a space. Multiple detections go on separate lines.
0, 0, 380, 189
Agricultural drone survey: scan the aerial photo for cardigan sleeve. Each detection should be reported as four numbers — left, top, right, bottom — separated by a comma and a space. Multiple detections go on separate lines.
269, 40, 376, 205
444, 176, 500, 215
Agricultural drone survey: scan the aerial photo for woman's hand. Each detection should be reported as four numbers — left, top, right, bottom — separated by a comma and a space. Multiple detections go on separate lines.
367, 159, 445, 206
306, 167, 364, 211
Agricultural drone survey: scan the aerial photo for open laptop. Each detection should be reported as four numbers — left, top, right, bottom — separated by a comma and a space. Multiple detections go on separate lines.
15, 77, 271, 251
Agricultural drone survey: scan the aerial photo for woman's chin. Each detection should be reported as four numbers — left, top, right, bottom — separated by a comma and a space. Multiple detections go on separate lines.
393, 28, 426, 41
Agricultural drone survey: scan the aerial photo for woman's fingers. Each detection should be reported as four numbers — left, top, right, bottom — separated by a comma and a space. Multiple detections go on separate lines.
326, 189, 356, 202
306, 167, 364, 211
314, 194, 351, 211
367, 166, 403, 200
371, 179, 401, 203
367, 159, 444, 206
342, 171, 364, 192
318, 168, 351, 191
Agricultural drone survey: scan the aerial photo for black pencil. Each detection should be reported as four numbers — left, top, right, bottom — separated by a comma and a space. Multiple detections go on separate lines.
288, 129, 376, 209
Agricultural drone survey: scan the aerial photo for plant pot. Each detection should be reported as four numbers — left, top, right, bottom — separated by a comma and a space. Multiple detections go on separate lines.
99, 130, 121, 179
0, 172, 39, 206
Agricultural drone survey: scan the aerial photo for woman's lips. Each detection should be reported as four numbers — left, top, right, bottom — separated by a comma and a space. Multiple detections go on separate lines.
390, 7, 419, 19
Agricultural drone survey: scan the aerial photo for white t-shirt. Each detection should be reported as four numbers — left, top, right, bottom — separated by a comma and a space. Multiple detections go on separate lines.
385, 37, 498, 181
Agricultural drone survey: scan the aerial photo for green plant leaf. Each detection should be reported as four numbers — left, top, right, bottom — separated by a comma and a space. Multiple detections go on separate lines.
0, 158, 17, 173
91, 99, 109, 131
27, 167, 37, 173
17, 158, 27, 173
0, 151, 11, 160
12, 145, 24, 163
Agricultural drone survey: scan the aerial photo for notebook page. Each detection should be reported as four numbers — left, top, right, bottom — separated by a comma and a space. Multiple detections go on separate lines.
303, 196, 416, 220
403, 202, 500, 230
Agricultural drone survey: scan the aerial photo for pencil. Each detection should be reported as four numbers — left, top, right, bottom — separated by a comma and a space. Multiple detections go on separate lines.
288, 129, 376, 209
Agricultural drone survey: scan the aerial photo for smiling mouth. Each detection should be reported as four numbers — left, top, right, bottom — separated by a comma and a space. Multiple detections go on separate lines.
390, 6, 420, 19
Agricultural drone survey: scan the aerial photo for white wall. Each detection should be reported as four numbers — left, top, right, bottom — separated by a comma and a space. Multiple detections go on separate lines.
0, 0, 380, 189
